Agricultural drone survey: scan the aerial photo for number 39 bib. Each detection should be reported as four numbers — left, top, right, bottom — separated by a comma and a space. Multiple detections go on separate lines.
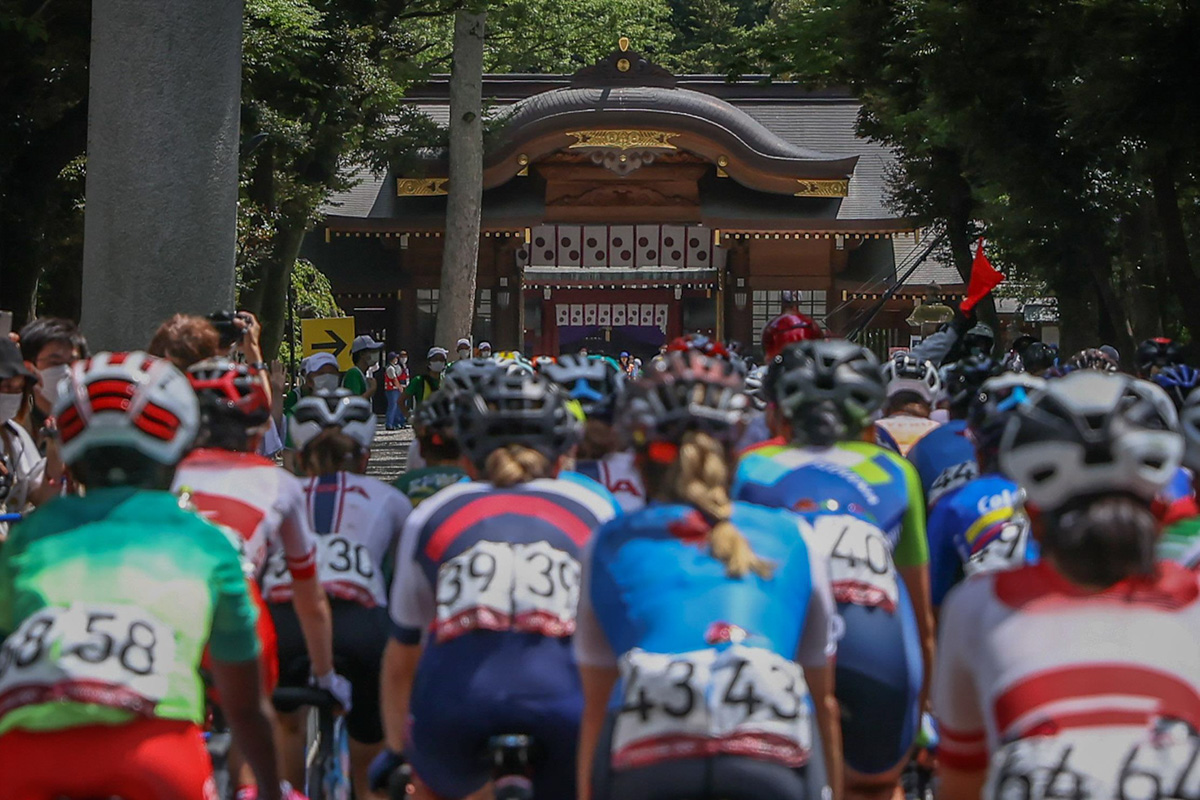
809, 515, 900, 612
0, 603, 175, 720
612, 645, 813, 770
434, 540, 580, 643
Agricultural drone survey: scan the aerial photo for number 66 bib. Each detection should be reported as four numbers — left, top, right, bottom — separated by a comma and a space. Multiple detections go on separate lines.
612, 645, 813, 770
809, 514, 900, 613
0, 603, 175, 719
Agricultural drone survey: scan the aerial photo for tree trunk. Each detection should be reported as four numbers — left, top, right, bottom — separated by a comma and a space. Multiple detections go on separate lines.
1149, 159, 1200, 342
944, 177, 1000, 338
434, 7, 486, 350
239, 199, 310, 360
1081, 234, 1137, 360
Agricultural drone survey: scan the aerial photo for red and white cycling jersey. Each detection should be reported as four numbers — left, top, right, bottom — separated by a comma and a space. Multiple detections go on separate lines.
173, 448, 317, 581
261, 471, 412, 607
934, 560, 1200, 787
577, 451, 646, 513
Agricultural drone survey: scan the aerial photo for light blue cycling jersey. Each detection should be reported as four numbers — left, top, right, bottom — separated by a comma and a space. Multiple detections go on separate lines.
906, 419, 979, 509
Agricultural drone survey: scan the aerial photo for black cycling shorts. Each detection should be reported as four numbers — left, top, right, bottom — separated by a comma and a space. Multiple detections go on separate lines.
590, 714, 828, 800
268, 599, 388, 744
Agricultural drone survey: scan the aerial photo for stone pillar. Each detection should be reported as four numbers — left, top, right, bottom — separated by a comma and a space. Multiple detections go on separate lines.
81, 0, 243, 351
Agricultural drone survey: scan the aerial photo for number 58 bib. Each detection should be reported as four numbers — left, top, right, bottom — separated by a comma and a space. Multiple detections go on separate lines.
0, 603, 175, 719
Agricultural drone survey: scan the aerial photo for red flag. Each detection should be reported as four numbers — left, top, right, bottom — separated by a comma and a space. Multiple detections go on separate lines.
961, 238, 1005, 312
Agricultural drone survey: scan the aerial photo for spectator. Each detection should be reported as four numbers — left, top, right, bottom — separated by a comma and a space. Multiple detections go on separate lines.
147, 314, 220, 371
0, 339, 51, 538
18, 318, 89, 423
405, 347, 446, 411
384, 351, 409, 431
281, 353, 341, 471
478, 341, 493, 359
455, 337, 472, 363
343, 335, 383, 398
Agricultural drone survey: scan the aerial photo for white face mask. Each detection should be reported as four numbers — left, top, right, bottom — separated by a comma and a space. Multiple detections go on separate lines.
312, 373, 340, 393
430, 361, 446, 374
399, 358, 407, 366
0, 393, 22, 424
480, 350, 492, 359
457, 349, 470, 359
38, 364, 71, 410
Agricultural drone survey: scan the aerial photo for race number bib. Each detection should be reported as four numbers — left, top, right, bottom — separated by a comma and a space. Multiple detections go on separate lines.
809, 515, 900, 612
435, 540, 580, 643
965, 514, 1031, 578
262, 536, 385, 607
928, 461, 979, 507
987, 723, 1200, 800
0, 604, 176, 719
612, 645, 812, 770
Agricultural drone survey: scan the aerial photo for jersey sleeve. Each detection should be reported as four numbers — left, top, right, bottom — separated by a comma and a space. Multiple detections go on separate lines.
932, 579, 989, 771
795, 518, 839, 667
276, 476, 318, 579
892, 456, 930, 568
388, 513, 435, 644
927, 499, 965, 608
574, 532, 618, 668
342, 368, 367, 395
205, 525, 262, 663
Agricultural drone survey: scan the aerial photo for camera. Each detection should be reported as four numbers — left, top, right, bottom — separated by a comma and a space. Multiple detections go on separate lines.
208, 310, 253, 350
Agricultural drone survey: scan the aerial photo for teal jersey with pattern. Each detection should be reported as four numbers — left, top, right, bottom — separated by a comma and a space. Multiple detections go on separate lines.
733, 440, 929, 568
0, 488, 259, 734
392, 465, 469, 507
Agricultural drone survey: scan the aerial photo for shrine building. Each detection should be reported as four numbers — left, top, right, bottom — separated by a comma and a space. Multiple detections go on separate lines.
305, 41, 965, 360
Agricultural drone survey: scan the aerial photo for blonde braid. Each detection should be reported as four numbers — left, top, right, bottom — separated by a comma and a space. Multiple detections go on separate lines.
484, 445, 553, 488
672, 432, 774, 579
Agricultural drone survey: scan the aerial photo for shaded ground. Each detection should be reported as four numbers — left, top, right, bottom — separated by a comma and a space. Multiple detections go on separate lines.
367, 423, 414, 483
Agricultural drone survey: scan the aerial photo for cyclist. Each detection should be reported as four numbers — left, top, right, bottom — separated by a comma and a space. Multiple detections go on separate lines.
1166, 388, 1200, 568
576, 350, 840, 800
907, 355, 1001, 511
874, 352, 942, 456
371, 368, 618, 799
264, 389, 411, 798
392, 389, 468, 507
1135, 336, 1181, 378
0, 352, 295, 800
926, 373, 1044, 609
761, 311, 825, 361
735, 339, 934, 800
541, 354, 644, 512
933, 370, 1200, 800
1065, 347, 1119, 373
171, 358, 348, 797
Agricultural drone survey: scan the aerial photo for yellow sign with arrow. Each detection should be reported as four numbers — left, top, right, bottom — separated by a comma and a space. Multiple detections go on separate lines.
301, 316, 356, 372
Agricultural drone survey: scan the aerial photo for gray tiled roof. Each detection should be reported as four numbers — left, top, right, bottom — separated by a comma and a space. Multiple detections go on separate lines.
892, 235, 964, 286
321, 82, 909, 224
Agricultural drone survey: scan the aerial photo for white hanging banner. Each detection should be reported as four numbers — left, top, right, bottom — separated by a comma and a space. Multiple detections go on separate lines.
585, 304, 598, 325
640, 305, 655, 326
570, 304, 584, 325
654, 304, 669, 332
598, 304, 612, 326
627, 303, 641, 326
613, 305, 627, 326
556, 305, 570, 325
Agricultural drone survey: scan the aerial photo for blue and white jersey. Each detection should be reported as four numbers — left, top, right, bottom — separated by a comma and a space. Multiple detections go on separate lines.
926, 474, 1037, 607
575, 501, 837, 770
906, 419, 979, 510
566, 456, 638, 514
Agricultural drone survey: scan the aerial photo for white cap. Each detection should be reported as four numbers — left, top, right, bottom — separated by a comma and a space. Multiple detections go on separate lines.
304, 352, 339, 374
456, 337, 472, 349
427, 346, 449, 359
478, 341, 492, 351
351, 334, 384, 354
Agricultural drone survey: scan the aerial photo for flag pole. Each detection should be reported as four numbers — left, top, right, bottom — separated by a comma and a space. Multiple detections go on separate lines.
846, 230, 948, 342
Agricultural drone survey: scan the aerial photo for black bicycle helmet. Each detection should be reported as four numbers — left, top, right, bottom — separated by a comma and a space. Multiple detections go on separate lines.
764, 339, 885, 444
621, 350, 747, 448
1152, 364, 1200, 411
967, 372, 1045, 472
453, 369, 581, 469
1066, 348, 1119, 374
1136, 337, 1181, 377
999, 371, 1181, 512
1018, 341, 1059, 375
442, 357, 505, 395
539, 354, 625, 422
414, 388, 457, 446
943, 355, 1002, 418
961, 323, 995, 358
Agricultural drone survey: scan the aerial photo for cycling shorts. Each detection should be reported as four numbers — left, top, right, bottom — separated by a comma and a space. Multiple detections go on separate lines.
407, 635, 581, 799
0, 718, 214, 800
590, 714, 827, 800
270, 599, 386, 744
204, 577, 279, 703
835, 581, 923, 775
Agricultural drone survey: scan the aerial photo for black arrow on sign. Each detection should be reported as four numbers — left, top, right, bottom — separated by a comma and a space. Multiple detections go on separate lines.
311, 329, 347, 358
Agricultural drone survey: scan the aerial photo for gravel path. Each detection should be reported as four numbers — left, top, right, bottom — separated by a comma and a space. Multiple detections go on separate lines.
367, 422, 414, 483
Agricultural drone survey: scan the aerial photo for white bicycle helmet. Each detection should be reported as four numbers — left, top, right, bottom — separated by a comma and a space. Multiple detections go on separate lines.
1179, 387, 1200, 473
882, 352, 941, 405
55, 351, 199, 466
290, 388, 376, 451
998, 371, 1182, 512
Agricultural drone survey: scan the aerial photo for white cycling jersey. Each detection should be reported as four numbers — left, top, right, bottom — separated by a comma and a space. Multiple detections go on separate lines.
934, 561, 1200, 793
874, 414, 941, 456
173, 448, 317, 581
575, 450, 646, 513
261, 471, 412, 607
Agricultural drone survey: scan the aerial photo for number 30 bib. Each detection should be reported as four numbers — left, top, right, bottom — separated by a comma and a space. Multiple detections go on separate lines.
0, 603, 175, 719
612, 645, 813, 770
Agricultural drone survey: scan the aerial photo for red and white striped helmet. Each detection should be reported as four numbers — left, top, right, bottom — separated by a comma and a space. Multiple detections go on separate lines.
55, 351, 199, 466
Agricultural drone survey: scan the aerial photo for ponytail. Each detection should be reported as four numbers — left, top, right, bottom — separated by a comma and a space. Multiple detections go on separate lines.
646, 432, 773, 579
301, 429, 364, 476
1046, 495, 1157, 588
577, 419, 619, 460
484, 445, 553, 488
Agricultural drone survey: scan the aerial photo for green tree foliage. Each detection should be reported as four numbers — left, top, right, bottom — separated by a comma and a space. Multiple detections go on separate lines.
276, 258, 345, 371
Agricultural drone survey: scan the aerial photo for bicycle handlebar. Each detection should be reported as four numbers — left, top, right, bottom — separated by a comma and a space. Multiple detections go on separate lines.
271, 686, 338, 713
